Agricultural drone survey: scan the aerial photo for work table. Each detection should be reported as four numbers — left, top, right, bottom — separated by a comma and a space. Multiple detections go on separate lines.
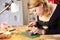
0, 25, 60, 40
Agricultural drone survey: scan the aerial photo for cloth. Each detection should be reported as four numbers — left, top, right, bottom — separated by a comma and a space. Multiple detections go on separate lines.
35, 4, 60, 34
17, 30, 41, 38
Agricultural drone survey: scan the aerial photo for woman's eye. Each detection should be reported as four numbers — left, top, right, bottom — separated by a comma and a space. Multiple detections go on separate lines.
33, 9, 36, 12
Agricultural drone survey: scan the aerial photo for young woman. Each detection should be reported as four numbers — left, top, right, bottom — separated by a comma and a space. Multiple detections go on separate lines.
28, 0, 60, 34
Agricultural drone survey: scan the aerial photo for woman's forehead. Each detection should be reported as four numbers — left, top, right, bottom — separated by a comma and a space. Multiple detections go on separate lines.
29, 7, 36, 10
29, 7, 37, 12
29, 6, 40, 12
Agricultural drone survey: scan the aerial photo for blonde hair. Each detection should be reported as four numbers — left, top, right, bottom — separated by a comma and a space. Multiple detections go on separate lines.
28, 0, 52, 17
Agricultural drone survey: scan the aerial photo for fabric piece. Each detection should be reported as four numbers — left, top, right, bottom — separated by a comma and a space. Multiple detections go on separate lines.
17, 30, 41, 38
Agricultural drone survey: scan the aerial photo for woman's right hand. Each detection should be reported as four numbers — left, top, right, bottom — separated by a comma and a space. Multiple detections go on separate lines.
28, 22, 36, 27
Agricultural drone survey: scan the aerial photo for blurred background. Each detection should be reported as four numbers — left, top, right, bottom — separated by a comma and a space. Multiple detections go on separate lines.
0, 0, 60, 26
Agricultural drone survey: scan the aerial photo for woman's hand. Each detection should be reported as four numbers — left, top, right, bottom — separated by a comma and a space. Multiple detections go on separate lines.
29, 27, 45, 34
28, 21, 36, 27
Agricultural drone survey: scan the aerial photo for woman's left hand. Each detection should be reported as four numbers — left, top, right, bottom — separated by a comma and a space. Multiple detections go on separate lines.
29, 27, 45, 34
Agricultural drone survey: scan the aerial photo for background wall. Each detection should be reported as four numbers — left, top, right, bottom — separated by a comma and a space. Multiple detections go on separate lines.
22, 0, 29, 25
0, 0, 23, 26
9, 1, 23, 25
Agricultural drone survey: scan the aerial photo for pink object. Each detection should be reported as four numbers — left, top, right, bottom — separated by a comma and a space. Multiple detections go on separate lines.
48, 0, 54, 3
0, 22, 9, 28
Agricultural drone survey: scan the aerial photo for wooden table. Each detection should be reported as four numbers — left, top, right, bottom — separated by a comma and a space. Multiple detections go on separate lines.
10, 26, 41, 40
0, 26, 60, 40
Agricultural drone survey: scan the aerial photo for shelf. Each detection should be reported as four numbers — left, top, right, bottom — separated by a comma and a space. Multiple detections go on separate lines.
28, 12, 37, 23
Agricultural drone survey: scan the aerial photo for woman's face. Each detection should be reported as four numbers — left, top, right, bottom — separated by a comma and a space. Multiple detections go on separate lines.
29, 4, 44, 16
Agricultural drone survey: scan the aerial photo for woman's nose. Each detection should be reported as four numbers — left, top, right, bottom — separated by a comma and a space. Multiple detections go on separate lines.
34, 12, 37, 15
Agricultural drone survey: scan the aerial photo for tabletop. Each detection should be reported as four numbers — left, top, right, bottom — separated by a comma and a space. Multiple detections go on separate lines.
0, 25, 60, 40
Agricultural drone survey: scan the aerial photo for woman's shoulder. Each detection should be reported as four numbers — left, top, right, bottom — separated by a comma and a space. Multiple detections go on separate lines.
57, 4, 60, 6
55, 4, 60, 13
56, 4, 60, 9
53, 4, 60, 17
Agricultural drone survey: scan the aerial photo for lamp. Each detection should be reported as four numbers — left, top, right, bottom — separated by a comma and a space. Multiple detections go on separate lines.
0, 0, 19, 15
11, 2, 19, 13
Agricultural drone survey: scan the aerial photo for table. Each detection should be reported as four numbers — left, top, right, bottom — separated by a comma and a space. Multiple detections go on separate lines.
0, 26, 60, 40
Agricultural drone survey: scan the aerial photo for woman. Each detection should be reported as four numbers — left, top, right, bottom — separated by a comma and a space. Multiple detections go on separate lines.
28, 0, 60, 34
